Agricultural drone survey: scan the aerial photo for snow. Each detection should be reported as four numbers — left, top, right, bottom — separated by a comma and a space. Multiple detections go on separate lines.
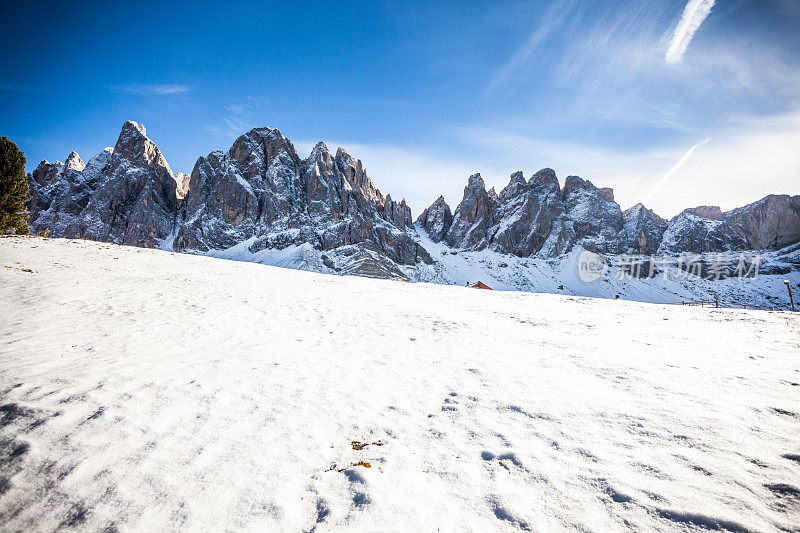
1, 235, 799, 531
411, 224, 800, 309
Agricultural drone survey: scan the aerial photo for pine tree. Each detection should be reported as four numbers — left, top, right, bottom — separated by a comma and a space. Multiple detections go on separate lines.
0, 137, 30, 235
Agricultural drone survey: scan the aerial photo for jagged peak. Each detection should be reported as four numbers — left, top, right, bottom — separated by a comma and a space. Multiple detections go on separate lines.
225, 126, 299, 167
682, 205, 723, 220
466, 173, 485, 190
529, 168, 560, 191
122, 120, 147, 137
598, 187, 615, 203
531, 168, 556, 181
306, 142, 333, 167
113, 120, 173, 176
335, 146, 350, 160
623, 202, 646, 216
310, 141, 329, 154
509, 171, 525, 185
335, 147, 364, 173
64, 151, 85, 172
115, 120, 150, 151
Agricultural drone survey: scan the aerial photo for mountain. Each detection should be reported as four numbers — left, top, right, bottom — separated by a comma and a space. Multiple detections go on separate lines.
29, 121, 182, 247
28, 121, 430, 279
622, 203, 668, 255
25, 120, 800, 301
173, 127, 430, 278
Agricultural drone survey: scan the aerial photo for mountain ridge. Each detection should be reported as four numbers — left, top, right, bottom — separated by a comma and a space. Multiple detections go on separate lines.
26, 121, 800, 290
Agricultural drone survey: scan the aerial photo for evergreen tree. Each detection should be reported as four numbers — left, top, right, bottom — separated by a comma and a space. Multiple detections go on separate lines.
0, 137, 30, 234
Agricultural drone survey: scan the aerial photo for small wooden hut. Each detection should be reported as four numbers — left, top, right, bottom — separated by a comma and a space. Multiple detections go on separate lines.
469, 281, 493, 290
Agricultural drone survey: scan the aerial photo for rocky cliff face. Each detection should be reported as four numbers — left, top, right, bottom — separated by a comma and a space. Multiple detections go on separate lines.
561, 175, 624, 254
445, 173, 500, 250
27, 120, 800, 282
29, 121, 429, 272
725, 195, 800, 250
492, 169, 568, 257
29, 121, 181, 247
416, 195, 452, 242
657, 211, 747, 255
173, 128, 428, 267
423, 171, 799, 259
433, 169, 625, 257
622, 203, 668, 255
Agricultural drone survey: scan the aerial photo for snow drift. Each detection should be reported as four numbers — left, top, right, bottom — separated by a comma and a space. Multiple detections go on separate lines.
1, 236, 799, 530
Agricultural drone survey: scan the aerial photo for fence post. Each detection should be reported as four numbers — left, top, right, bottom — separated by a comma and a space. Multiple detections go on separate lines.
786, 280, 796, 312
715, 294, 719, 308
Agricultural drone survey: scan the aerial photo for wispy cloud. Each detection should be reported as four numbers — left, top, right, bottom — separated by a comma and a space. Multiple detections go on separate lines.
641, 137, 710, 205
111, 84, 190, 96
208, 98, 263, 138
665, 0, 715, 63
452, 108, 800, 217
484, 0, 578, 96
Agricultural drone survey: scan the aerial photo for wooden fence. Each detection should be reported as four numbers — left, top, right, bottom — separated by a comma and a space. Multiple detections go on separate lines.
675, 297, 775, 311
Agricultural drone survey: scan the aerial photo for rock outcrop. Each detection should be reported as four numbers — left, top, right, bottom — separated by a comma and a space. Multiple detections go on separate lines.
561, 175, 624, 254
27, 121, 430, 274
416, 195, 453, 242
622, 203, 668, 255
437, 169, 624, 257
725, 194, 800, 250
492, 169, 568, 257
445, 173, 500, 250
657, 210, 748, 255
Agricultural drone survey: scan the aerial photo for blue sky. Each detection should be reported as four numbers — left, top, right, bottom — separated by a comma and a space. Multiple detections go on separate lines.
2, 0, 799, 217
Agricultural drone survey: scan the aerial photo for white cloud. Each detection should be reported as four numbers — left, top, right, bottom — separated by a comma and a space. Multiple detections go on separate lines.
311, 108, 799, 219
641, 137, 710, 205
456, 109, 800, 218
665, 0, 715, 63
111, 84, 190, 96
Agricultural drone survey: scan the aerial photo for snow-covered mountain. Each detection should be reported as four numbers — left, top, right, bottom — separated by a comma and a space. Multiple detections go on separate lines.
26, 121, 800, 306
29, 122, 181, 248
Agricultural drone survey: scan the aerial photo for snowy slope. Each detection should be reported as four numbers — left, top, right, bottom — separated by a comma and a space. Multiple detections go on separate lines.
188, 223, 800, 310
410, 224, 800, 309
1, 236, 799, 531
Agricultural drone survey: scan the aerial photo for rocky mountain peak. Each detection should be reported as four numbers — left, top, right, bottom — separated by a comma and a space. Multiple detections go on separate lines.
466, 172, 485, 191
113, 120, 173, 175
597, 187, 614, 203
562, 175, 591, 197
445, 173, 500, 250
499, 171, 529, 202
417, 195, 453, 242
530, 167, 557, 184
507, 170, 526, 187
724, 194, 800, 250
622, 202, 668, 255
64, 151, 85, 172
683, 205, 723, 220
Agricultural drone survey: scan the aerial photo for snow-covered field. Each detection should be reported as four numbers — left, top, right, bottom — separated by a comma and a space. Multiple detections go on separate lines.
1, 236, 799, 531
